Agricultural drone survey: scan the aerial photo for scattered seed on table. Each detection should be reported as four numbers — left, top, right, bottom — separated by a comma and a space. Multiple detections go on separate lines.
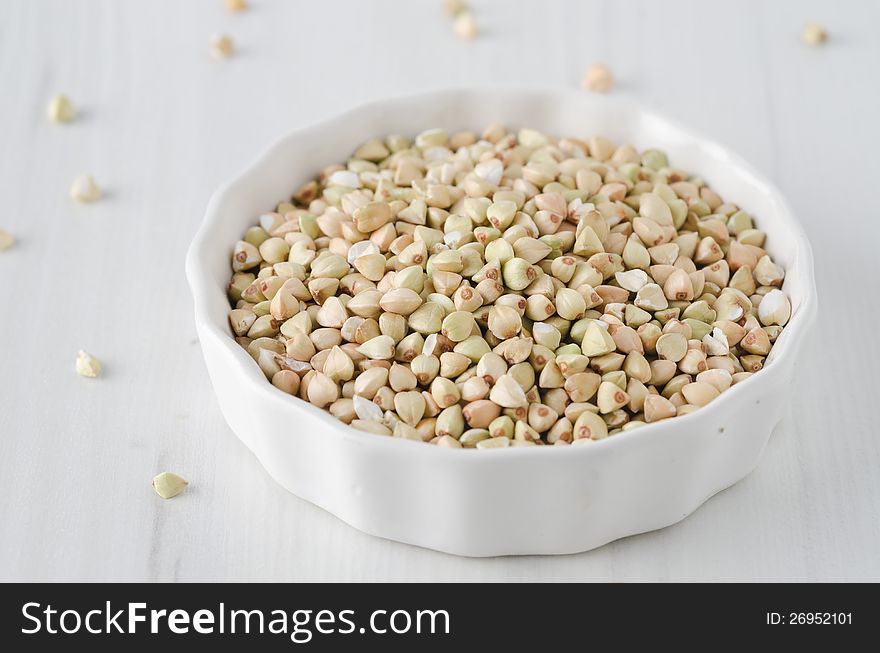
69, 174, 100, 203
75, 350, 102, 378
152, 472, 188, 499
582, 63, 614, 93
210, 33, 235, 58
801, 22, 828, 46
443, 0, 468, 16
0, 229, 14, 252
47, 94, 75, 123
453, 12, 478, 39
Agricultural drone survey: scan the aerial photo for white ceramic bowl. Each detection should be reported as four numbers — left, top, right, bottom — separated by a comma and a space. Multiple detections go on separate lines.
186, 88, 816, 557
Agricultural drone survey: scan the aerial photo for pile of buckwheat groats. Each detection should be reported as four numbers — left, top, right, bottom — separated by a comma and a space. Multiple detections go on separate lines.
226, 125, 792, 449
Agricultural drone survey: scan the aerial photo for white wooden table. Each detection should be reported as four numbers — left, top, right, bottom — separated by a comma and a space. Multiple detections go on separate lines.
1, 0, 877, 582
